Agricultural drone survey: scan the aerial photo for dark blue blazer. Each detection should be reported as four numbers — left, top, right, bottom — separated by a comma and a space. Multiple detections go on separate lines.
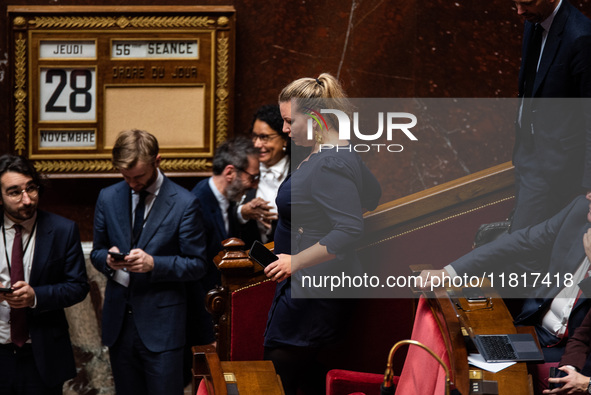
451, 195, 591, 356
28, 210, 89, 387
192, 179, 260, 272
191, 179, 228, 290
91, 176, 207, 352
188, 179, 260, 345
185, 178, 232, 346
515, 0, 591, 189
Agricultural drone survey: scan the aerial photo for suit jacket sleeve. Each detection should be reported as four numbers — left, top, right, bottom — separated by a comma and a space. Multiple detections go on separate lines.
149, 196, 207, 282
90, 188, 111, 276
561, 308, 591, 370
309, 156, 365, 256
450, 197, 579, 277
33, 217, 89, 312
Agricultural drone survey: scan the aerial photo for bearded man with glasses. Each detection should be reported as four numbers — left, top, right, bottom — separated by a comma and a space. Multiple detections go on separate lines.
188, 136, 261, 345
0, 154, 88, 395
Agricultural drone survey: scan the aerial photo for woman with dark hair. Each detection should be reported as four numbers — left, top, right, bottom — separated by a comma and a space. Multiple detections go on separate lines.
262, 73, 382, 394
238, 104, 290, 244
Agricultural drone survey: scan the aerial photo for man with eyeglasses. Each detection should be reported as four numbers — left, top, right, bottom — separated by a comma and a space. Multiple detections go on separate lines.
90, 129, 207, 395
0, 154, 89, 394
189, 136, 261, 342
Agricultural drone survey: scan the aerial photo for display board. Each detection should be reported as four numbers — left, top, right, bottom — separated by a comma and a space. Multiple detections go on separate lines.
8, 6, 235, 175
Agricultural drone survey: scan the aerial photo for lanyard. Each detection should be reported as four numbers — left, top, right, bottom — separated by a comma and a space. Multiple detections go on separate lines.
2, 221, 37, 273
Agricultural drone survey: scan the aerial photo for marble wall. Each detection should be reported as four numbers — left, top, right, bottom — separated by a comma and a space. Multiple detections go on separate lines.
0, 0, 547, 215
63, 243, 114, 395
3, 0, 590, 215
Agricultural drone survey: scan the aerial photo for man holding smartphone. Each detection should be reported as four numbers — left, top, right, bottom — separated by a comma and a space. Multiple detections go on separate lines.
0, 154, 89, 394
91, 129, 207, 395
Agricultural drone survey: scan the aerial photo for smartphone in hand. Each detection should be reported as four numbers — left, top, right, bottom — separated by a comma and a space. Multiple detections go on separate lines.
548, 367, 567, 390
249, 240, 278, 268
0, 287, 13, 294
108, 251, 128, 261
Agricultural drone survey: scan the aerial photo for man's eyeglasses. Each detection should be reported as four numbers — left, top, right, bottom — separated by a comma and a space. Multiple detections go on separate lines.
236, 167, 260, 183
252, 133, 280, 143
4, 185, 40, 202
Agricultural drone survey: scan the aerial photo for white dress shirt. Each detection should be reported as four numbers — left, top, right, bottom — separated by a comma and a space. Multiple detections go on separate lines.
241, 155, 289, 242
209, 176, 231, 234
542, 257, 589, 338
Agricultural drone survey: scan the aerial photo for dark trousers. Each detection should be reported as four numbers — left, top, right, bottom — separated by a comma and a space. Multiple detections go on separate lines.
109, 311, 184, 395
0, 344, 62, 395
264, 345, 327, 395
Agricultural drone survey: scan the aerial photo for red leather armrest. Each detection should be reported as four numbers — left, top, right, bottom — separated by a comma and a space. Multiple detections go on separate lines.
326, 369, 398, 395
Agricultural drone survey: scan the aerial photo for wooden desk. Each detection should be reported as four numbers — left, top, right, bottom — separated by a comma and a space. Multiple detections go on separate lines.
219, 361, 284, 394
429, 287, 534, 395
193, 345, 284, 395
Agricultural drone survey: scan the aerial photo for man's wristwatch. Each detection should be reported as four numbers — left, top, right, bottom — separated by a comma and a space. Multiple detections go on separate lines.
587, 377, 591, 394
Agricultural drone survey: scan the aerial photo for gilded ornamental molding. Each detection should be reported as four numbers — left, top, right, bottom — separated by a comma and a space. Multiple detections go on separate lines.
30, 15, 215, 30
216, 35, 230, 144
8, 6, 235, 175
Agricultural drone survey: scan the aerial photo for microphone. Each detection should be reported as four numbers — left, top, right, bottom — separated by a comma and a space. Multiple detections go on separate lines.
381, 339, 459, 395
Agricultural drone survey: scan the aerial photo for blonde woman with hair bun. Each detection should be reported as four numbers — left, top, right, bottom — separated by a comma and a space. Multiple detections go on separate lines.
263, 73, 382, 395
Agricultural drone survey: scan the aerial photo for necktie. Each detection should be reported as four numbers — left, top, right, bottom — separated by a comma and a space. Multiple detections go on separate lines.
132, 191, 148, 245
520, 24, 543, 143
523, 24, 544, 99
10, 224, 28, 347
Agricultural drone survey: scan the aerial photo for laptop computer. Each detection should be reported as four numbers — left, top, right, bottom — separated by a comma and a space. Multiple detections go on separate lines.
444, 288, 544, 363
473, 333, 544, 362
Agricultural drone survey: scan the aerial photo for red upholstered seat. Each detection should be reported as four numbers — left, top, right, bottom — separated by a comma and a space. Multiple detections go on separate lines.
396, 297, 451, 394
326, 296, 452, 395
229, 279, 276, 360
199, 172, 516, 394
196, 379, 208, 395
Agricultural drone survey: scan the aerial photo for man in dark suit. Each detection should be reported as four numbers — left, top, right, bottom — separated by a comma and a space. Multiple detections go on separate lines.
0, 154, 88, 394
421, 192, 591, 364
187, 137, 260, 340
511, 0, 591, 231
91, 129, 207, 395
191, 137, 261, 291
